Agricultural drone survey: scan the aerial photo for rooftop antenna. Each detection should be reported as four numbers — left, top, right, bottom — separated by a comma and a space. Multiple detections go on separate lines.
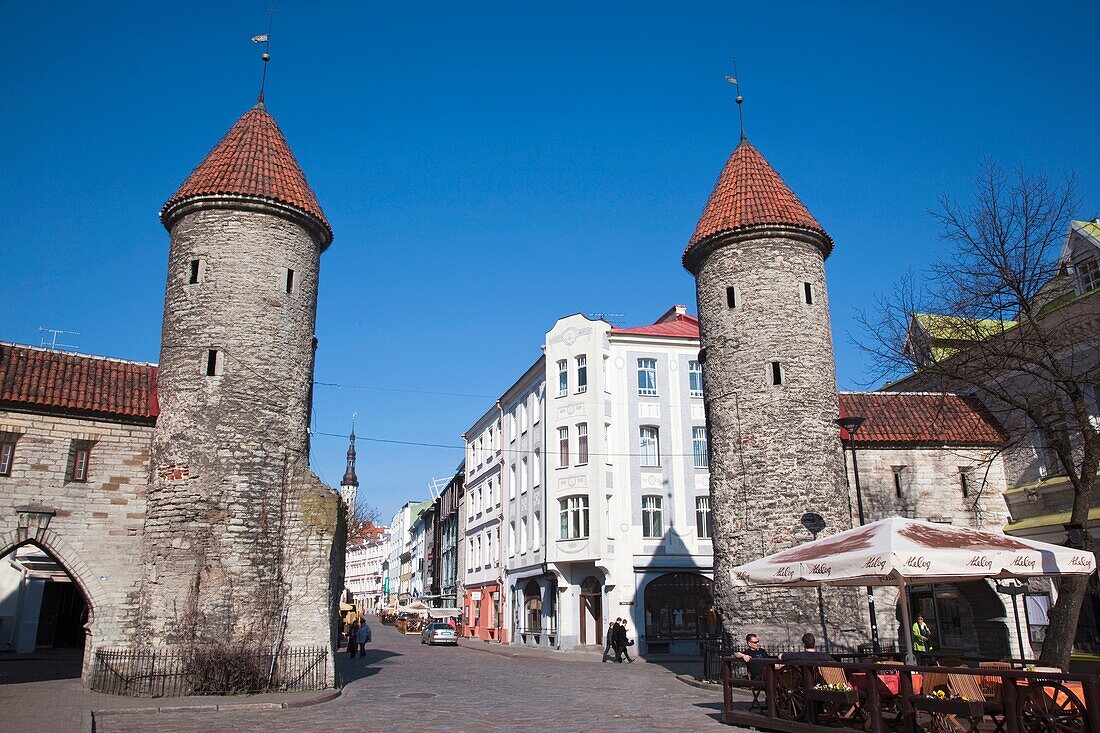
725, 56, 745, 141
38, 326, 80, 351
588, 312, 625, 326
426, 476, 449, 501
252, 6, 276, 104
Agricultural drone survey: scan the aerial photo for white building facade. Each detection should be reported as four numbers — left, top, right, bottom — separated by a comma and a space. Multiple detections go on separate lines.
461, 407, 505, 640
345, 531, 387, 613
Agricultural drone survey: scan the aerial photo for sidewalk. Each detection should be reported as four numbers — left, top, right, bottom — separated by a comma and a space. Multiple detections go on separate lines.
455, 636, 703, 675
0, 648, 341, 733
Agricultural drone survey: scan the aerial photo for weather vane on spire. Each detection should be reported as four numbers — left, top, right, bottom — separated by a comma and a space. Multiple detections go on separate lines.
725, 56, 745, 141
252, 6, 277, 104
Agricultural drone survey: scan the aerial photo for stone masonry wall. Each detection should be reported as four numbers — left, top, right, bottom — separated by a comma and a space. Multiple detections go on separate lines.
692, 230, 865, 649
142, 205, 327, 648
0, 408, 151, 677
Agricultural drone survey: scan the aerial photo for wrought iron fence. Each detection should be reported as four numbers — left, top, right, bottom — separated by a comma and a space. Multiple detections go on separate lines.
700, 640, 900, 682
90, 645, 329, 697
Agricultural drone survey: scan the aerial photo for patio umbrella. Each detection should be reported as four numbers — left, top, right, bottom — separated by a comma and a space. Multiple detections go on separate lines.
729, 517, 1095, 664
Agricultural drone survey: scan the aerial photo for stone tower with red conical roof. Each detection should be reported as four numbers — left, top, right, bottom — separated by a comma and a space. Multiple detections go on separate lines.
684, 138, 860, 646
140, 101, 342, 681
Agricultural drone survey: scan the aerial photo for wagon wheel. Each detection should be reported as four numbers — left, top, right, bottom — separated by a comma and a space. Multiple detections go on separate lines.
775, 667, 806, 721
1018, 681, 1088, 733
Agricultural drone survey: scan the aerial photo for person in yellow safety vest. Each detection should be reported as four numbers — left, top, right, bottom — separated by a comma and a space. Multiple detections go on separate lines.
912, 614, 933, 663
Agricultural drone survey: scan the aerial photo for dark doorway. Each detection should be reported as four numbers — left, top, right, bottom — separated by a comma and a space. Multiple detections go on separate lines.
36, 581, 87, 648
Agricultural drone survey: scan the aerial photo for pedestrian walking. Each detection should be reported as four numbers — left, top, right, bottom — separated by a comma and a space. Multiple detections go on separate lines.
348, 620, 360, 658
356, 619, 371, 658
617, 620, 635, 663
603, 618, 620, 662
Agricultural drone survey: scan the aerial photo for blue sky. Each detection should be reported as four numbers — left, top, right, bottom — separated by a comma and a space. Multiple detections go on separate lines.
2, 2, 1097, 521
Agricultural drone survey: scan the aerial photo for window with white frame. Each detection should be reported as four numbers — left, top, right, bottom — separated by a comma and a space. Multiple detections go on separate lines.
1076, 257, 1100, 294
559, 495, 589, 539
509, 522, 516, 556
510, 464, 517, 499
1084, 385, 1100, 430
557, 360, 568, 397
508, 412, 516, 442
1029, 426, 1055, 478
0, 436, 16, 477
692, 426, 709, 469
533, 449, 541, 486
576, 354, 588, 393
637, 358, 657, 396
520, 401, 528, 434
520, 457, 529, 493
696, 496, 713, 539
603, 355, 610, 393
689, 360, 704, 398
533, 391, 541, 423
520, 516, 528, 553
577, 423, 589, 465
642, 495, 663, 538
532, 511, 541, 550
639, 426, 660, 467
488, 425, 495, 452
558, 426, 569, 467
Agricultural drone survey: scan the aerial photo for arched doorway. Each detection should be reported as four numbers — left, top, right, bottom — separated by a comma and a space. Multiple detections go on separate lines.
643, 572, 717, 651
0, 541, 89, 664
579, 576, 602, 646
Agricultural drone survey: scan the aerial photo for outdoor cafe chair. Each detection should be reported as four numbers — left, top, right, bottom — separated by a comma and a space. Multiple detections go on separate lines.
977, 662, 1011, 699
948, 673, 1006, 733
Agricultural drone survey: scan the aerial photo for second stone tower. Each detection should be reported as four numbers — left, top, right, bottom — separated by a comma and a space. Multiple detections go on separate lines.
684, 137, 860, 644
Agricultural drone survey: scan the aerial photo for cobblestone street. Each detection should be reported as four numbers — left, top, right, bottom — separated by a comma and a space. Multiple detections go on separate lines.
93, 624, 734, 733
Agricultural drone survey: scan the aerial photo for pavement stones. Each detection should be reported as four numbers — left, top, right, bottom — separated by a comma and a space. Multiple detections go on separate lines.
89, 624, 744, 733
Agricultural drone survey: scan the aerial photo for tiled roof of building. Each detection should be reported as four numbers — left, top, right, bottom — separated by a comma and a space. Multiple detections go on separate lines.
161, 103, 331, 240
838, 392, 1005, 446
609, 310, 701, 339
0, 342, 159, 421
684, 140, 830, 261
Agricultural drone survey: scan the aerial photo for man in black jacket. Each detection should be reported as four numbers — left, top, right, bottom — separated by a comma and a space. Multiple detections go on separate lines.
616, 620, 635, 663
603, 618, 620, 662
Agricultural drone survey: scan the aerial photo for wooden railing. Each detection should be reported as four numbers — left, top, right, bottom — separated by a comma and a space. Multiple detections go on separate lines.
721, 657, 1100, 733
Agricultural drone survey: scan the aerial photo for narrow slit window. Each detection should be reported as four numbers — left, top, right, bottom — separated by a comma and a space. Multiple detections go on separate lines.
769, 361, 784, 386
893, 468, 904, 498
803, 282, 814, 305
206, 349, 223, 377
71, 445, 90, 482
726, 286, 739, 309
189, 259, 201, 284
285, 268, 295, 294
960, 469, 971, 498
0, 439, 15, 477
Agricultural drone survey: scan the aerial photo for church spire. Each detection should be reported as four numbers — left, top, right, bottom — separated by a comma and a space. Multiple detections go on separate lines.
341, 430, 359, 488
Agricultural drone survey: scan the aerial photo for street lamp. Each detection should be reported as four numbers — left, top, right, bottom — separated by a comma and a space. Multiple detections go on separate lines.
801, 512, 831, 653
835, 416, 882, 655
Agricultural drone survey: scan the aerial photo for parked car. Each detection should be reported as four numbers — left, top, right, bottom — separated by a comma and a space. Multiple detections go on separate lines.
420, 622, 458, 646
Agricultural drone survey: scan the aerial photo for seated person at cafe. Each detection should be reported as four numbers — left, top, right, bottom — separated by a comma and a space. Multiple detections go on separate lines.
732, 633, 771, 678
779, 633, 834, 662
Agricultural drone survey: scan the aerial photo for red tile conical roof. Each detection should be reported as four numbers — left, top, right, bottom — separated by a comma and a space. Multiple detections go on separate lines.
684, 140, 830, 265
161, 103, 331, 243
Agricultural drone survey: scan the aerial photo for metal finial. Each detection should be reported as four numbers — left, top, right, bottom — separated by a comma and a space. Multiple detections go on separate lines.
725, 56, 746, 142
253, 7, 277, 104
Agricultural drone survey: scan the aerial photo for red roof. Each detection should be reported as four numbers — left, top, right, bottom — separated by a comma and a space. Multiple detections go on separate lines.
684, 140, 830, 262
839, 392, 1005, 446
610, 307, 700, 339
0, 342, 159, 421
161, 103, 331, 242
